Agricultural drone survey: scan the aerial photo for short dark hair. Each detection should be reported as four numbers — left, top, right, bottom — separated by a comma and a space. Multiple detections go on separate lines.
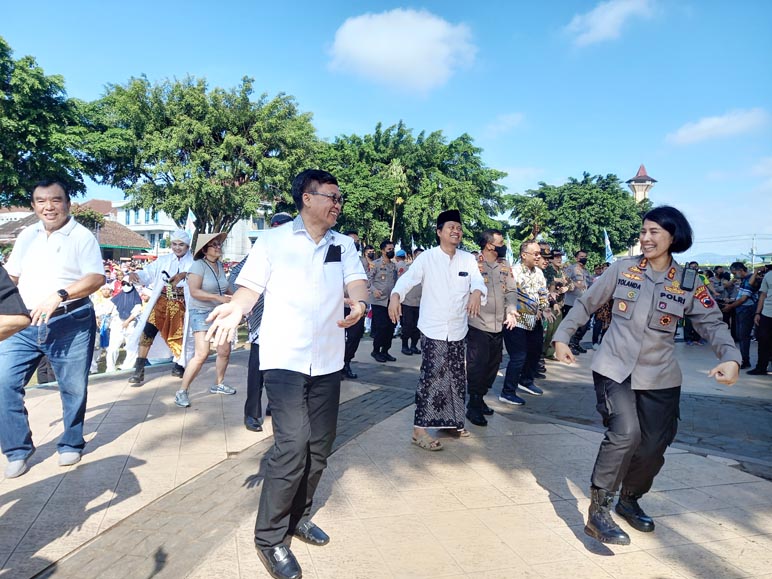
291, 169, 338, 210
642, 205, 693, 254
719, 272, 731, 280
380, 239, 394, 250
478, 229, 502, 249
32, 179, 71, 204
343, 230, 358, 236
730, 261, 747, 272
519, 240, 538, 256
575, 249, 587, 257
364, 244, 374, 251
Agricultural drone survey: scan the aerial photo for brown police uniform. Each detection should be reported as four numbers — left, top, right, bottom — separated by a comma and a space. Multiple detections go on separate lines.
555, 256, 740, 495
467, 258, 517, 403
368, 257, 398, 356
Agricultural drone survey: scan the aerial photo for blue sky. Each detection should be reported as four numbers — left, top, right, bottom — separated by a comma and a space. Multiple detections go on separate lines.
3, 0, 771, 261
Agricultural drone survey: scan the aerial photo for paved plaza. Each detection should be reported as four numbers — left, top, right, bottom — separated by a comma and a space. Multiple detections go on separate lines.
1, 341, 770, 578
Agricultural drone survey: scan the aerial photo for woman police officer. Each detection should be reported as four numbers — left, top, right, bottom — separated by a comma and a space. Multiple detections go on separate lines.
553, 206, 740, 545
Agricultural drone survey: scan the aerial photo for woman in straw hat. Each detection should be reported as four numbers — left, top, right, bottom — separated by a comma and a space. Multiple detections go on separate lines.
174, 232, 235, 408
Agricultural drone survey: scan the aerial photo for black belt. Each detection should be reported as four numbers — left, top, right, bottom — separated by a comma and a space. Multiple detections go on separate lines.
49, 297, 91, 319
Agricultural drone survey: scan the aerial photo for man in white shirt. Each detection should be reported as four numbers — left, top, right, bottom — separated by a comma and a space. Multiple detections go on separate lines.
206, 169, 368, 579
388, 209, 487, 451
1, 181, 105, 478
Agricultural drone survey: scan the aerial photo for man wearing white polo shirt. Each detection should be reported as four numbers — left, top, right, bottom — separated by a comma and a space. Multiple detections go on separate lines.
0, 180, 105, 478
207, 169, 368, 579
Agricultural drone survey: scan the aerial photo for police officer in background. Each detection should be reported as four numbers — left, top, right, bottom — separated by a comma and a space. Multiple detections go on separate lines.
400, 248, 423, 356
369, 240, 398, 362
554, 205, 740, 547
465, 230, 517, 426
342, 230, 370, 379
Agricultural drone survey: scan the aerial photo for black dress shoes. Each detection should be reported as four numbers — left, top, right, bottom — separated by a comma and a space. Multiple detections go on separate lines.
256, 543, 302, 579
342, 363, 357, 379
482, 401, 494, 416
465, 407, 488, 427
171, 363, 185, 378
401, 346, 413, 355
244, 415, 263, 432
410, 345, 422, 355
382, 352, 397, 362
291, 520, 330, 546
371, 351, 387, 363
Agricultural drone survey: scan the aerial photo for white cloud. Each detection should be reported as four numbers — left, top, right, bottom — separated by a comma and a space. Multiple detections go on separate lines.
666, 108, 770, 145
328, 9, 476, 95
565, 0, 653, 47
752, 156, 772, 176
483, 113, 525, 139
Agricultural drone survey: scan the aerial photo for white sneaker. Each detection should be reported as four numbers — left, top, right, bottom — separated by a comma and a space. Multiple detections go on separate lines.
175, 390, 191, 407
58, 452, 82, 467
210, 383, 236, 395
5, 458, 30, 478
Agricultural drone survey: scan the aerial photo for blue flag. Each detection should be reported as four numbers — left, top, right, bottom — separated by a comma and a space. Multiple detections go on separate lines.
604, 229, 615, 263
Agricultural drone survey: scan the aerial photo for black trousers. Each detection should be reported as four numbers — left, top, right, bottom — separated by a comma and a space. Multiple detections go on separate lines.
370, 304, 395, 353
562, 304, 590, 346
400, 305, 420, 348
244, 344, 263, 421
591, 372, 680, 495
344, 306, 365, 364
254, 369, 341, 548
755, 314, 771, 371
466, 325, 503, 399
502, 324, 542, 395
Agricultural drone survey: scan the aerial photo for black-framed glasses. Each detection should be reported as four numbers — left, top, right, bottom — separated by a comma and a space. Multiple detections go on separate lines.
308, 191, 345, 206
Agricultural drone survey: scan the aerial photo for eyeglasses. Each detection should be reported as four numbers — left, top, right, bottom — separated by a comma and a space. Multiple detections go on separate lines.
308, 191, 345, 206
207, 242, 222, 248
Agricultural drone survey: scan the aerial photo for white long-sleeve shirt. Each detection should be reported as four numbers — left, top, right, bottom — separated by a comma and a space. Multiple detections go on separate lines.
391, 246, 487, 341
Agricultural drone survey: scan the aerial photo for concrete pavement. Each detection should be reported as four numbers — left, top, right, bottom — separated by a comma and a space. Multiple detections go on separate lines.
0, 341, 770, 578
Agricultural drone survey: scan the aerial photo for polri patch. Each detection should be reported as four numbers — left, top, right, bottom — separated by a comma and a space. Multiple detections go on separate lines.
658, 301, 667, 310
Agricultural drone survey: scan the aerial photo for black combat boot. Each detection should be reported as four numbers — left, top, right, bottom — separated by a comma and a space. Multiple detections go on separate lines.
465, 394, 488, 427
128, 357, 147, 386
615, 489, 655, 532
585, 487, 631, 545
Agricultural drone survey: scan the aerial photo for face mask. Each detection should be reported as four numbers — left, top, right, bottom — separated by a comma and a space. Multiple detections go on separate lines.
366, 252, 375, 260
121, 284, 133, 293
354, 242, 361, 251
578, 257, 588, 265
494, 245, 508, 259
385, 250, 395, 259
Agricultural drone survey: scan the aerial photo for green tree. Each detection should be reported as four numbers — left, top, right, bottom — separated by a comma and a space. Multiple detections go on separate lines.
71, 205, 106, 232
83, 75, 320, 233
322, 121, 507, 249
510, 172, 650, 264
0, 36, 92, 206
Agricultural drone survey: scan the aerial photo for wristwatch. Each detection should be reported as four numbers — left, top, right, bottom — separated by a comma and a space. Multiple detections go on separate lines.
57, 289, 70, 301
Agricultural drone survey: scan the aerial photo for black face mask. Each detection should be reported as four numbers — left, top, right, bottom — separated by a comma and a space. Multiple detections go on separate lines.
385, 250, 395, 259
494, 245, 508, 259
354, 242, 361, 251
578, 257, 588, 265
366, 252, 375, 260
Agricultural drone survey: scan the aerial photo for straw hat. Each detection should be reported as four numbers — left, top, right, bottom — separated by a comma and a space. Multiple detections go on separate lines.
193, 232, 227, 260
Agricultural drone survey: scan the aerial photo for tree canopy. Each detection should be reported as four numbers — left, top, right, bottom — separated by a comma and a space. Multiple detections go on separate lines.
321, 121, 508, 249
82, 75, 319, 233
0, 37, 92, 206
508, 172, 651, 264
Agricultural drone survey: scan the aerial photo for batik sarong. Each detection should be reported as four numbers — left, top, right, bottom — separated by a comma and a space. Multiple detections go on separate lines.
414, 336, 466, 430
140, 293, 186, 357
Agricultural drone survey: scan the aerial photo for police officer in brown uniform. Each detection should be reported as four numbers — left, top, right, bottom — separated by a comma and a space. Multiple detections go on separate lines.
369, 240, 398, 362
554, 206, 740, 546
466, 230, 517, 426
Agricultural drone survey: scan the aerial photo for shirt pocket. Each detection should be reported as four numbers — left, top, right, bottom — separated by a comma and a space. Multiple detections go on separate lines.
648, 292, 685, 333
611, 282, 641, 320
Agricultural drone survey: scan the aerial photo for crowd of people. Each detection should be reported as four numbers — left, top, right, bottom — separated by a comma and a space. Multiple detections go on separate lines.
0, 175, 767, 579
